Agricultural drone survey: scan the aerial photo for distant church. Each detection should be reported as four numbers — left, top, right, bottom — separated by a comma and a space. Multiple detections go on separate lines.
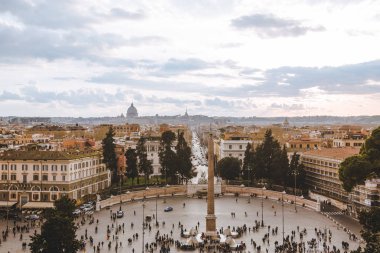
127, 103, 138, 118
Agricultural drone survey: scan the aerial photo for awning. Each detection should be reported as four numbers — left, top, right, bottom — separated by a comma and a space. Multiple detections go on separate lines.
22, 202, 54, 209
0, 201, 17, 208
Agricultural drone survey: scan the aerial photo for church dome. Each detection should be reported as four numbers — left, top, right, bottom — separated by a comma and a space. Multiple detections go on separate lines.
127, 103, 138, 118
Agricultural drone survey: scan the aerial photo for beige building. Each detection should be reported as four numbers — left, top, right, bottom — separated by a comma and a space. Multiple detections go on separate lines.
301, 147, 360, 203
0, 150, 110, 207
350, 179, 380, 208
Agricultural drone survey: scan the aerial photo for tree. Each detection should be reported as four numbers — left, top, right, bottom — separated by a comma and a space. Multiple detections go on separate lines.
353, 208, 380, 253
255, 129, 281, 181
29, 196, 81, 253
159, 130, 177, 184
271, 145, 289, 187
125, 147, 138, 187
136, 137, 153, 186
176, 132, 193, 183
339, 126, 380, 191
287, 152, 306, 191
102, 126, 118, 184
339, 155, 373, 192
217, 157, 241, 180
242, 143, 256, 184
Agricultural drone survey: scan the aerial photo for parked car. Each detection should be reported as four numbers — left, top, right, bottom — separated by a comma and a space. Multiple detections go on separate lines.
73, 209, 82, 216
164, 206, 173, 212
116, 210, 124, 218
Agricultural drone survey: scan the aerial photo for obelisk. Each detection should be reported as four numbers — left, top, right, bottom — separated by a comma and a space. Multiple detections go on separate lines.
206, 133, 217, 237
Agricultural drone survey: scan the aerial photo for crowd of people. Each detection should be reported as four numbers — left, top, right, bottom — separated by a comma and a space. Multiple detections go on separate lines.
0, 196, 362, 253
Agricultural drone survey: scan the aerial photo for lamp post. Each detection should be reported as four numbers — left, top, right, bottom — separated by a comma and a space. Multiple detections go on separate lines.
141, 200, 145, 253
292, 169, 299, 212
119, 174, 122, 211
281, 190, 286, 244
155, 184, 158, 226
261, 186, 266, 227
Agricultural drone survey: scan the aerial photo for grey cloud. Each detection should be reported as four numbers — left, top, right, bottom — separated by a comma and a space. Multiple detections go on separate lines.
205, 97, 233, 107
89, 59, 380, 98
109, 8, 145, 20
156, 58, 211, 76
231, 14, 325, 38
1, 85, 127, 106
259, 60, 380, 96
143, 96, 201, 107
0, 91, 23, 100
0, 24, 164, 62
124, 36, 167, 47
270, 103, 305, 110
1, 0, 93, 29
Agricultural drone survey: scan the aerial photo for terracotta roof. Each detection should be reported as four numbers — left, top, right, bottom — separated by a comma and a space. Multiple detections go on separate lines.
0, 150, 101, 161
303, 147, 360, 161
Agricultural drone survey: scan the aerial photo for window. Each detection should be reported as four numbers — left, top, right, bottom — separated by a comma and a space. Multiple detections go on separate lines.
62, 175, 66, 181
11, 193, 16, 199
10, 174, 16, 180
229, 145, 232, 149
61, 165, 67, 171
1, 174, 7, 180
1, 164, 7, 170
33, 174, 39, 181
23, 175, 27, 183
42, 175, 48, 181
33, 165, 39, 171
33, 194, 39, 201
239, 145, 242, 149
42, 165, 48, 171
53, 175, 56, 181
10, 164, 16, 170
51, 165, 58, 171
22, 164, 28, 171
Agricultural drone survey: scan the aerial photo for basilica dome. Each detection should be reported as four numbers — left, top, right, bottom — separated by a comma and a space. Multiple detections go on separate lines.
127, 103, 138, 118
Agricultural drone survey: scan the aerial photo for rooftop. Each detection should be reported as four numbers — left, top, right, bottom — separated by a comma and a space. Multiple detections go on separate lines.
303, 147, 360, 161
0, 150, 102, 161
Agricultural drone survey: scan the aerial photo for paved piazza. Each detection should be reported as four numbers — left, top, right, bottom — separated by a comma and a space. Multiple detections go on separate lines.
0, 195, 361, 253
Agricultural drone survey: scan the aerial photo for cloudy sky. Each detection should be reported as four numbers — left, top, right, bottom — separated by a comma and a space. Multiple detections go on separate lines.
0, 0, 380, 117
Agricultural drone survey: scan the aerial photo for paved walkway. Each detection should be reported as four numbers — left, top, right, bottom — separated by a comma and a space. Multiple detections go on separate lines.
0, 195, 362, 253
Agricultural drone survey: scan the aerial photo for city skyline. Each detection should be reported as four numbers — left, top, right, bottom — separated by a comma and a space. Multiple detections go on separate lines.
1, 0, 380, 117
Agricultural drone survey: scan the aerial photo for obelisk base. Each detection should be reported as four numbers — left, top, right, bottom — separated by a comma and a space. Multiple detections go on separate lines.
205, 214, 217, 237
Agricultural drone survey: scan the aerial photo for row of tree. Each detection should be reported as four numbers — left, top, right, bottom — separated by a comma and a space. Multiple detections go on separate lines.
102, 127, 193, 186
217, 129, 306, 189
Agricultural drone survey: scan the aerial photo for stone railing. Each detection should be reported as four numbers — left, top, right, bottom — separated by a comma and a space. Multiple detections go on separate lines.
223, 185, 318, 210
99, 185, 186, 209
99, 184, 317, 210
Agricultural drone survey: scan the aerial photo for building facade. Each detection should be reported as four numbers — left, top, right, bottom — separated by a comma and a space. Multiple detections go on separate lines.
0, 150, 111, 206
301, 147, 360, 203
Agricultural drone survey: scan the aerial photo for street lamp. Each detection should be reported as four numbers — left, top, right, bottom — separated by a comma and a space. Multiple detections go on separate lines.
142, 200, 145, 253
292, 169, 299, 212
155, 184, 158, 226
261, 186, 266, 227
119, 174, 122, 211
281, 190, 286, 244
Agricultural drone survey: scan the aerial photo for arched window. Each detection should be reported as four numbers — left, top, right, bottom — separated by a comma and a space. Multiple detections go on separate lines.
9, 185, 18, 191
31, 185, 41, 191
50, 186, 59, 192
